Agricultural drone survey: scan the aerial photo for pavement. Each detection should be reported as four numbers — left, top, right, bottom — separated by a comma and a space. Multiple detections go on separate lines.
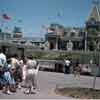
0, 71, 100, 99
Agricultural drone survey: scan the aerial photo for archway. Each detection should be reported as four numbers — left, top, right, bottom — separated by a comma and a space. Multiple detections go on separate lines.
49, 41, 55, 50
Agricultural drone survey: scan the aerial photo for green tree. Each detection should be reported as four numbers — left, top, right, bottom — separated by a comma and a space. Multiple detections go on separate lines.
87, 28, 99, 51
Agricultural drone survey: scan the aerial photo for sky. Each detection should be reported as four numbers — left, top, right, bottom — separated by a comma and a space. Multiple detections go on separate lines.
0, 0, 94, 37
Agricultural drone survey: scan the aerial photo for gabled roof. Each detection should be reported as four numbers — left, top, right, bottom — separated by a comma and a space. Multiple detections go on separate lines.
87, 3, 100, 22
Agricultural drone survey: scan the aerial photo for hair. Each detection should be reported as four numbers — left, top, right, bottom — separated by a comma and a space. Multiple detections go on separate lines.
12, 54, 18, 58
7, 59, 11, 64
75, 59, 79, 66
0, 49, 3, 53
23, 58, 27, 64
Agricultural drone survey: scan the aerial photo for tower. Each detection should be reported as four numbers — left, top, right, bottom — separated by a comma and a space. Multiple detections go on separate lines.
86, 0, 100, 30
13, 26, 23, 38
85, 0, 100, 51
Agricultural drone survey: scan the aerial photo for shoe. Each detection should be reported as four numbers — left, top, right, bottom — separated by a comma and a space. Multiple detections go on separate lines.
30, 88, 36, 94
7, 90, 13, 95
33, 87, 37, 89
24, 90, 30, 94
18, 85, 21, 89
30, 90, 36, 94
3, 90, 13, 95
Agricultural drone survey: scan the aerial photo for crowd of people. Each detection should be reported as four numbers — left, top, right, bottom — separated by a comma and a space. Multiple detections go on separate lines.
0, 49, 39, 95
0, 48, 93, 95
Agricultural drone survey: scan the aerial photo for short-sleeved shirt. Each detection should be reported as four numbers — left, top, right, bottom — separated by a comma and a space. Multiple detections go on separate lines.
26, 59, 37, 75
27, 59, 37, 69
0, 53, 6, 67
65, 60, 70, 66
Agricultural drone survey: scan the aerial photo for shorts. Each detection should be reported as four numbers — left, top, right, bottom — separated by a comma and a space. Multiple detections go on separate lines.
4, 71, 15, 85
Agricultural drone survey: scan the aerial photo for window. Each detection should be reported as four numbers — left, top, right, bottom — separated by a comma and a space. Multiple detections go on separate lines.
70, 32, 75, 37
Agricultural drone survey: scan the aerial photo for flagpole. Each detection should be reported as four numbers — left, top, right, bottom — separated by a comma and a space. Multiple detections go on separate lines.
2, 11, 11, 33
0, 10, 4, 31
0, 19, 4, 30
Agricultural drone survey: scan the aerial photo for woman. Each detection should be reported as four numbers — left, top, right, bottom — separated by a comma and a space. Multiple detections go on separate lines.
11, 54, 22, 88
73, 59, 81, 78
21, 58, 27, 87
3, 59, 16, 94
24, 55, 38, 94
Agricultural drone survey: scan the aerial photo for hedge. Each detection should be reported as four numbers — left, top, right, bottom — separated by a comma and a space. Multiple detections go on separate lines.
31, 50, 100, 64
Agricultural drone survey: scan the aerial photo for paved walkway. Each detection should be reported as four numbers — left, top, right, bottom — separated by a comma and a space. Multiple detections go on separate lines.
0, 71, 100, 99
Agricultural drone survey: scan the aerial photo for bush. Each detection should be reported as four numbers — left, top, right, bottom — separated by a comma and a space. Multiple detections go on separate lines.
32, 51, 100, 64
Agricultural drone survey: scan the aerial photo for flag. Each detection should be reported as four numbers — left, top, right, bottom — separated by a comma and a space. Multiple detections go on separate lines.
2, 14, 11, 20
41, 25, 48, 31
18, 19, 22, 23
57, 10, 63, 18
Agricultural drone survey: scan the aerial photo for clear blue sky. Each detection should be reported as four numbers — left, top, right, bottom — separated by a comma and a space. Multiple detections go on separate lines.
0, 0, 93, 37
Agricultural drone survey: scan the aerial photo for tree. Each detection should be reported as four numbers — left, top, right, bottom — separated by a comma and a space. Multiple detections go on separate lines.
87, 28, 99, 51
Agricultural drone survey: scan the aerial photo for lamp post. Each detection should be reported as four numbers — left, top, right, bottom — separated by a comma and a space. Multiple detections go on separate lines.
85, 31, 87, 51
56, 35, 58, 50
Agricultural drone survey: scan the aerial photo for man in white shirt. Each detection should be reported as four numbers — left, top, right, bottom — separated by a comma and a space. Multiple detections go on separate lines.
0, 49, 6, 67
0, 49, 13, 94
64, 59, 71, 74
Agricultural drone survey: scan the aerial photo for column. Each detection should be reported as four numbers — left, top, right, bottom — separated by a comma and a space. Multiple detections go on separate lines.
56, 37, 58, 50
85, 31, 87, 51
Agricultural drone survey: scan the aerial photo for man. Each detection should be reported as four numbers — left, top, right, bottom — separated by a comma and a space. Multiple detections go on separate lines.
0, 49, 13, 94
10, 54, 22, 89
64, 59, 71, 74
0, 49, 6, 67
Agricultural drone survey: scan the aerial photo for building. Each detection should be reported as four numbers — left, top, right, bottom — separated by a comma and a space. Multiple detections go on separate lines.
45, 1, 100, 51
0, 0, 100, 58
45, 25, 85, 51
0, 28, 45, 58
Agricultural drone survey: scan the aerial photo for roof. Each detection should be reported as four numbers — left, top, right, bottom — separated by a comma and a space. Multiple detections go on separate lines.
87, 3, 100, 22
11, 37, 45, 42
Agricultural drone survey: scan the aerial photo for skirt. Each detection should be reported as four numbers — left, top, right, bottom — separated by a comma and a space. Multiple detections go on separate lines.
25, 72, 36, 88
